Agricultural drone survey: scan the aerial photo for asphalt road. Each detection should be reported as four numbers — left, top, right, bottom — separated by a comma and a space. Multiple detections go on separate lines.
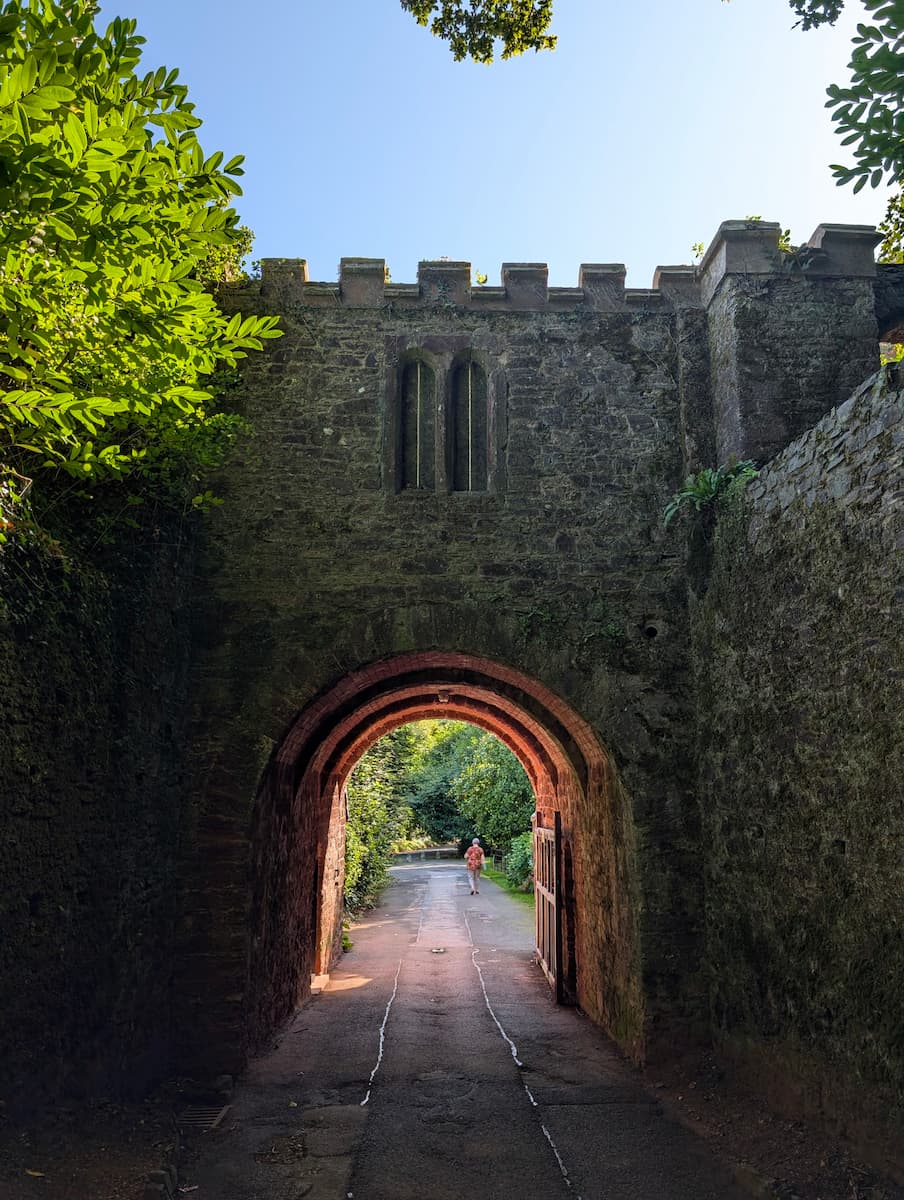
184, 861, 748, 1200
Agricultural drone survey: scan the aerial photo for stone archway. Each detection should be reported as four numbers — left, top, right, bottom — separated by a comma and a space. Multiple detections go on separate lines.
244, 651, 644, 1072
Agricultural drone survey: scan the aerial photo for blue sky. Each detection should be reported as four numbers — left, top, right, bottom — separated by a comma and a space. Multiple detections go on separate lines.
97, 0, 887, 287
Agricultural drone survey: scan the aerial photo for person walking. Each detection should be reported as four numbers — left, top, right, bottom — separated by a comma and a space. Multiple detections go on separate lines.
464, 838, 486, 894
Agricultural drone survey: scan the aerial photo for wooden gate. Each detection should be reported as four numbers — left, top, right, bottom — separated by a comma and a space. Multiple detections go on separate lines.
533, 811, 563, 1003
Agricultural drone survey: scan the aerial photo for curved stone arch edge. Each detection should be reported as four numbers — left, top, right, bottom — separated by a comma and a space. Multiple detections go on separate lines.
245, 651, 646, 1066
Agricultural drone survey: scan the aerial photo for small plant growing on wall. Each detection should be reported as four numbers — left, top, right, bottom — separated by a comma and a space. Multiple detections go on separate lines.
663, 460, 758, 526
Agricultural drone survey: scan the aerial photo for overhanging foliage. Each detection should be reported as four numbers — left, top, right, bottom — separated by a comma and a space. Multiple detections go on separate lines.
826, 0, 904, 191
0, 0, 281, 490
399, 0, 555, 62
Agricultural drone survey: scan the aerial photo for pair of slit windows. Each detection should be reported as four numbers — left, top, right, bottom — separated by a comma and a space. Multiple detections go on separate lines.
401, 360, 488, 492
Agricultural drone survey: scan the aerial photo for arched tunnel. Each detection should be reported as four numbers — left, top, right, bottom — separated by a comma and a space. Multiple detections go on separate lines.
197, 652, 645, 1079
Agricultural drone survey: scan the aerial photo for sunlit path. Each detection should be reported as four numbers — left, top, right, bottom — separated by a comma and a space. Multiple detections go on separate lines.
183, 863, 746, 1199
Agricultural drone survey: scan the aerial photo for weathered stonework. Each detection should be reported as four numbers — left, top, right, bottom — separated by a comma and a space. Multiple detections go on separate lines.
0, 524, 195, 1112
180, 220, 886, 1078
1, 219, 898, 1160
692, 367, 903, 1173
185, 274, 695, 1070
700, 222, 881, 464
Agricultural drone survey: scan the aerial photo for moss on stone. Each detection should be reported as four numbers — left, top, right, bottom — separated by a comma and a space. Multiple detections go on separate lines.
691, 380, 903, 1133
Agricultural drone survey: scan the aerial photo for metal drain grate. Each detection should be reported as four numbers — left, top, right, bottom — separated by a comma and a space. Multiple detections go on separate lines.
178, 1104, 230, 1131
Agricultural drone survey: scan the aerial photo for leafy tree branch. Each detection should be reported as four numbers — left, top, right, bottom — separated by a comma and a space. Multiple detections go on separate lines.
824, 0, 904, 192
399, 0, 556, 62
786, 0, 845, 29
0, 0, 281, 503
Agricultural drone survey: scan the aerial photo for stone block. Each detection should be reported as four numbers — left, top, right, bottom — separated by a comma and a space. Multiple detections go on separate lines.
501, 262, 549, 308
578, 264, 626, 310
339, 258, 386, 307
698, 219, 783, 304
652, 266, 700, 308
805, 223, 881, 277
418, 260, 471, 305
260, 258, 308, 302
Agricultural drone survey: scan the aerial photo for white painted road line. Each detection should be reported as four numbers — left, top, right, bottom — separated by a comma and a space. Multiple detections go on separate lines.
360, 957, 403, 1106
465, 908, 582, 1197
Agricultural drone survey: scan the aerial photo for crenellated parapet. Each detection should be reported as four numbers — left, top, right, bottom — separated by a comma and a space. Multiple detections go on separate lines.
698, 220, 879, 305
700, 221, 881, 464
255, 220, 884, 469
259, 221, 881, 315
259, 256, 665, 311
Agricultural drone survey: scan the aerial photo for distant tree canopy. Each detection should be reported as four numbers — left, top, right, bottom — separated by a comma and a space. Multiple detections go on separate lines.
878, 193, 904, 262
394, 720, 535, 850
399, 0, 850, 64
343, 720, 536, 911
787, 0, 845, 29
404, 721, 474, 844
0, 0, 280, 505
450, 729, 534, 849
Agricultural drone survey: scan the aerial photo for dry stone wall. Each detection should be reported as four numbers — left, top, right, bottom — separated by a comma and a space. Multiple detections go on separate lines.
692, 367, 903, 1170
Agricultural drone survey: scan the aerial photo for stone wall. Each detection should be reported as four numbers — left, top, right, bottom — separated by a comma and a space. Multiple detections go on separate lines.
1, 218, 893, 1112
185, 259, 702, 1070
179, 218, 888, 1075
0, 521, 195, 1114
692, 368, 903, 1169
700, 222, 880, 464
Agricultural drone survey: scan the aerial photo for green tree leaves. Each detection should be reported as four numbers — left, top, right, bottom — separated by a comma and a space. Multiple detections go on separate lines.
450, 729, 534, 850
787, 0, 904, 193
344, 721, 537, 911
824, 2, 904, 192
399, 0, 556, 63
0, 0, 280, 496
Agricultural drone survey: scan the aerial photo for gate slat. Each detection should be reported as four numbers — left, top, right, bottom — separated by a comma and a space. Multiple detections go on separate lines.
533, 812, 562, 1001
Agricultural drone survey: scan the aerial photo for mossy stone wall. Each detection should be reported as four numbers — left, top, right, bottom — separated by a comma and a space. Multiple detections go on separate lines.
183, 283, 702, 1068
693, 369, 903, 1166
0, 222, 895, 1118
0, 526, 195, 1114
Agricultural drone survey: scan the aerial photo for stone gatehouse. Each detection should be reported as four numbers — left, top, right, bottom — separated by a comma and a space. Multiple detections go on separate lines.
2, 219, 900, 1170
182, 221, 890, 1070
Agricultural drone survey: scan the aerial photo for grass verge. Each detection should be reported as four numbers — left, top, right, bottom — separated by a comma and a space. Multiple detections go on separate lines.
483, 862, 534, 907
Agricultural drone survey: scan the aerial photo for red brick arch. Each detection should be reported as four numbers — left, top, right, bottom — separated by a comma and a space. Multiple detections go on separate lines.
246, 652, 644, 1068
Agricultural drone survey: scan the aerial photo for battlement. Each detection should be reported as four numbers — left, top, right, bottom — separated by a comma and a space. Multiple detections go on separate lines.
259, 221, 881, 312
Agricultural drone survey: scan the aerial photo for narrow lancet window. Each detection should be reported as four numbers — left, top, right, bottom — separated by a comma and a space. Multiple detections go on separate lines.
451, 361, 488, 492
401, 361, 436, 490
